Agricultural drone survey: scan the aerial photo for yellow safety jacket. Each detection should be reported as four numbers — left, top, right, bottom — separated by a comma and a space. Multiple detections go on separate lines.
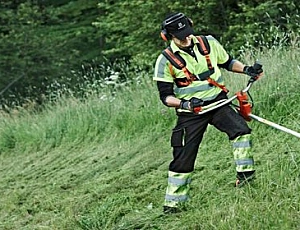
153, 35, 229, 102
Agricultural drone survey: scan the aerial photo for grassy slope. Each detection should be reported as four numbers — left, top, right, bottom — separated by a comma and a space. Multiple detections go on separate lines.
0, 48, 299, 230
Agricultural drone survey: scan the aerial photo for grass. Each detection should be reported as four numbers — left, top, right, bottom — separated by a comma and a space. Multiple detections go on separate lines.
0, 46, 300, 230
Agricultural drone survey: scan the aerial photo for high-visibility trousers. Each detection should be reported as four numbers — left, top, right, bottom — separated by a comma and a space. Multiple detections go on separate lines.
164, 171, 192, 208
232, 134, 254, 172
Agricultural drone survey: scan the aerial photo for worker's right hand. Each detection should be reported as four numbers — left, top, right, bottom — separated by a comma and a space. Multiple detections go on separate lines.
190, 97, 204, 113
180, 97, 204, 113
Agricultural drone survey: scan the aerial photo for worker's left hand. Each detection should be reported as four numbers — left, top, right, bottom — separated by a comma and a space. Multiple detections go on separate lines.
243, 63, 263, 81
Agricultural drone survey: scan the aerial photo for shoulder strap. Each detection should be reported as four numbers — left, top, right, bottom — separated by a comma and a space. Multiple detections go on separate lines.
196, 36, 213, 72
196, 35, 229, 93
161, 38, 228, 93
162, 36, 211, 70
162, 47, 186, 70
162, 36, 210, 71
162, 47, 192, 80
196, 35, 210, 55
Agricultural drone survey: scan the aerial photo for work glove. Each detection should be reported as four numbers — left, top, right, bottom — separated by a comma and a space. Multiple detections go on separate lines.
243, 62, 263, 82
180, 97, 204, 113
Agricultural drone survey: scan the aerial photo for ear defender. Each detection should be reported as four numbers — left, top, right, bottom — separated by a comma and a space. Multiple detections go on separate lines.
160, 28, 170, 41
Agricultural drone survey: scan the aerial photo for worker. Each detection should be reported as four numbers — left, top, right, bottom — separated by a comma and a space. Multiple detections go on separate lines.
153, 12, 263, 214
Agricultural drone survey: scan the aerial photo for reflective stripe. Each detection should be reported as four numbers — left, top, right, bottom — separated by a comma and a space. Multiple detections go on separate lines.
156, 55, 168, 78
165, 194, 188, 202
174, 76, 224, 95
168, 177, 191, 186
233, 140, 252, 148
228, 59, 238, 71
174, 82, 213, 94
235, 158, 254, 166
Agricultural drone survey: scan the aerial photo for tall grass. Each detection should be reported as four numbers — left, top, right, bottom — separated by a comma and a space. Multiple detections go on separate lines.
0, 43, 299, 229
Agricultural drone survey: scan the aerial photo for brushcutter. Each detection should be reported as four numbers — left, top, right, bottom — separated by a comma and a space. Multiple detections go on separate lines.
197, 62, 300, 139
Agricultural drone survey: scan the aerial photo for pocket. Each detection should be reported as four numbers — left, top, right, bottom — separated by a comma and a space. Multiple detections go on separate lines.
171, 128, 185, 147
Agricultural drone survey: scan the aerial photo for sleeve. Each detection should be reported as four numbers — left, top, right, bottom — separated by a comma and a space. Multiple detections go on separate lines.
157, 81, 175, 106
217, 55, 233, 70
153, 54, 174, 83
207, 35, 230, 65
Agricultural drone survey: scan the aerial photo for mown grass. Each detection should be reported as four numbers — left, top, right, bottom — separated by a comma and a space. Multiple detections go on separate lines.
0, 46, 299, 230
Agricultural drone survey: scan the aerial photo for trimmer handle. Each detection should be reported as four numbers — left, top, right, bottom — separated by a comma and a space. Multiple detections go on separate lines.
253, 61, 263, 71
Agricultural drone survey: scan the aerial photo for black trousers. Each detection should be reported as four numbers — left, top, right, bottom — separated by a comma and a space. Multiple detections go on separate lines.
169, 105, 251, 173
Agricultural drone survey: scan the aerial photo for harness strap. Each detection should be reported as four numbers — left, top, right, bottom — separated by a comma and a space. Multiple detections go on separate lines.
168, 63, 175, 77
197, 36, 212, 68
207, 78, 228, 93
165, 48, 191, 81
162, 36, 228, 93
196, 36, 228, 93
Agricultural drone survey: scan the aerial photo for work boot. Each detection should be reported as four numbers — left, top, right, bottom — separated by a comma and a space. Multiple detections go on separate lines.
163, 205, 181, 214
235, 170, 255, 187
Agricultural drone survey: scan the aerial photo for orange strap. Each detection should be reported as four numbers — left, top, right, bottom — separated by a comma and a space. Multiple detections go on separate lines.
197, 36, 209, 55
164, 48, 184, 69
165, 48, 192, 81
168, 63, 175, 77
197, 36, 228, 92
197, 36, 213, 69
207, 78, 228, 93
166, 36, 228, 93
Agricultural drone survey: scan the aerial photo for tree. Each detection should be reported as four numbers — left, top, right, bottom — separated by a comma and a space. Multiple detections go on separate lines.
0, 1, 59, 105
93, 0, 300, 63
0, 0, 299, 106
0, 0, 100, 105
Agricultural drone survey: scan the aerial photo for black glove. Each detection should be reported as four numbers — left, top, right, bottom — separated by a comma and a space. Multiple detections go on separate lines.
180, 98, 204, 113
243, 62, 263, 81
190, 97, 204, 113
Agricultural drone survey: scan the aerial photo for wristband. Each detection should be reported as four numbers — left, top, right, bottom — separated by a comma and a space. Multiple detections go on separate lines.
179, 100, 190, 110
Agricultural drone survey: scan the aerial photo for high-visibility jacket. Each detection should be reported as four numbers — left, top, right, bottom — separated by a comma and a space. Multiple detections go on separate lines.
153, 35, 229, 102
